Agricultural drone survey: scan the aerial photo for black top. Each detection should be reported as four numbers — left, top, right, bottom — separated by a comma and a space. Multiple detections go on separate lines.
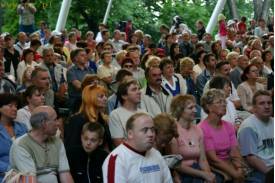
4, 49, 20, 78
64, 113, 114, 151
66, 146, 108, 183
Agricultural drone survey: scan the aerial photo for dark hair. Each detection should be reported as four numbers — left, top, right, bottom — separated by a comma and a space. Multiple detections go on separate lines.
216, 61, 230, 71
117, 79, 139, 104
81, 122, 105, 139
209, 76, 231, 90
115, 69, 133, 82
203, 53, 215, 66
252, 90, 271, 105
70, 48, 85, 62
262, 50, 273, 62
22, 48, 34, 61
121, 57, 134, 68
0, 93, 19, 108
159, 58, 174, 71
170, 43, 180, 61
23, 85, 41, 104
30, 39, 42, 47
241, 63, 258, 81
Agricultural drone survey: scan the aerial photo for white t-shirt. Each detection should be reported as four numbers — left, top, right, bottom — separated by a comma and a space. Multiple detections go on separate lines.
102, 143, 173, 183
109, 107, 145, 138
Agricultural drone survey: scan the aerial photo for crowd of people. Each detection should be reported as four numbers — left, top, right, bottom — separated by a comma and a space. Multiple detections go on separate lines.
0, 1, 274, 182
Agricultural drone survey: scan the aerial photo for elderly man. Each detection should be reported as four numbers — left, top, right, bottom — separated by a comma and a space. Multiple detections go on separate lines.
102, 112, 173, 183
238, 90, 274, 183
10, 106, 74, 183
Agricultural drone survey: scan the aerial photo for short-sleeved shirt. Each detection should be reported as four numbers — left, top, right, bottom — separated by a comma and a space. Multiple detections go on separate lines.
109, 107, 145, 138
173, 123, 203, 166
10, 134, 70, 183
238, 115, 274, 167
67, 65, 94, 97
198, 119, 237, 160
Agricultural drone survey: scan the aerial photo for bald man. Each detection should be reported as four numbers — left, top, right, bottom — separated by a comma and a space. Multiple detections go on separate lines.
10, 106, 74, 183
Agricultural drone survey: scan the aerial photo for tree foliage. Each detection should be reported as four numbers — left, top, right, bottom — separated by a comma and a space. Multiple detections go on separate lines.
0, 0, 273, 40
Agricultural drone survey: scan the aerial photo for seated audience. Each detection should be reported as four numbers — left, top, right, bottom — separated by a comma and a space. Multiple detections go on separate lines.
198, 89, 245, 183
67, 122, 108, 183
170, 94, 215, 183
10, 106, 74, 183
238, 90, 273, 183
102, 112, 173, 182
0, 93, 27, 182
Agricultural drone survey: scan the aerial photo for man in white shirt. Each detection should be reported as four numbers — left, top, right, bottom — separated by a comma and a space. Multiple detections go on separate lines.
238, 90, 274, 183
109, 79, 144, 146
103, 112, 173, 183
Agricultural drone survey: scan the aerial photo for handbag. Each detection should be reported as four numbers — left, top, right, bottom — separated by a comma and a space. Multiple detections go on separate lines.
1, 169, 35, 183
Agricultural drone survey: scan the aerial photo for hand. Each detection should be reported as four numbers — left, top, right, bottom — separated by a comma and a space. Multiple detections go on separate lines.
202, 172, 216, 183
232, 168, 245, 183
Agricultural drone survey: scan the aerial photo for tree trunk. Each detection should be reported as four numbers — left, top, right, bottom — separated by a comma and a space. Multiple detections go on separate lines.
261, 0, 271, 22
227, 0, 239, 20
253, 0, 263, 20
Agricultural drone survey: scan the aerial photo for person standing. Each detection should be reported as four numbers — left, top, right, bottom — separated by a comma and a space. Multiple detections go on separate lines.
17, 0, 36, 35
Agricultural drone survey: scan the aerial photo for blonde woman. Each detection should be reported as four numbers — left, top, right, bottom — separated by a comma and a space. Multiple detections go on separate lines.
64, 85, 113, 151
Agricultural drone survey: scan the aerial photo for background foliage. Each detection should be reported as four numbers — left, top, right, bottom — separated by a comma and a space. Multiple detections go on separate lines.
0, 0, 273, 41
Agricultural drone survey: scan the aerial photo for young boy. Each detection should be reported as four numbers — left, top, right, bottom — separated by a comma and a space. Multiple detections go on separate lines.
66, 122, 109, 183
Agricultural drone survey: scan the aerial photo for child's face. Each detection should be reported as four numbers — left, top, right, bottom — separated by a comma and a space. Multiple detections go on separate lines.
81, 131, 103, 153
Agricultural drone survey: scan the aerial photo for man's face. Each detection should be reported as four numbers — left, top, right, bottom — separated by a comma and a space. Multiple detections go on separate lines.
206, 56, 216, 69
33, 71, 50, 89
44, 110, 58, 136
103, 53, 112, 64
75, 51, 87, 65
129, 51, 140, 66
254, 95, 273, 120
238, 56, 249, 70
5, 37, 14, 48
128, 115, 155, 152
81, 131, 102, 153
18, 33, 27, 43
204, 34, 212, 43
124, 83, 141, 105
43, 50, 55, 65
219, 64, 231, 77
148, 67, 162, 86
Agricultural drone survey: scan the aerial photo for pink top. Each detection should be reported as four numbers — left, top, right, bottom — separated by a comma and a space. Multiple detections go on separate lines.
198, 119, 237, 160
219, 20, 227, 36
173, 123, 203, 166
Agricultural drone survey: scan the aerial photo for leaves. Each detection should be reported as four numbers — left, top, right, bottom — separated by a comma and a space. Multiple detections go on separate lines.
1, 0, 271, 41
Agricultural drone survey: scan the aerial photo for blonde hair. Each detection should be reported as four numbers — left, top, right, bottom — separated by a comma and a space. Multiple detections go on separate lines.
180, 57, 194, 71
153, 113, 179, 138
145, 56, 161, 68
170, 94, 196, 120
226, 51, 239, 61
79, 85, 107, 122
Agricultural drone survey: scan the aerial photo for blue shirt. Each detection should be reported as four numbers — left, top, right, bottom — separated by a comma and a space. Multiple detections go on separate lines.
67, 65, 95, 98
0, 121, 27, 182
